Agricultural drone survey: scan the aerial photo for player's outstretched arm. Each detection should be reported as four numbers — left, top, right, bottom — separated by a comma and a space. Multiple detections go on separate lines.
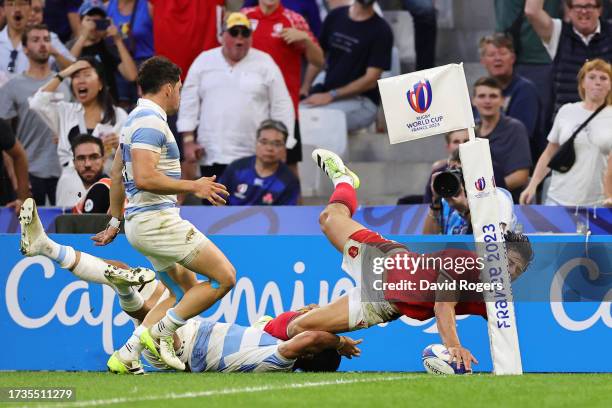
92, 148, 127, 246
131, 149, 228, 205
279, 331, 362, 360
434, 301, 478, 371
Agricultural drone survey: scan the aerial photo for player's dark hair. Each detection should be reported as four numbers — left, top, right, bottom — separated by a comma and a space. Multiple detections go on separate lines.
504, 231, 534, 266
293, 349, 341, 372
21, 23, 48, 47
473, 76, 503, 94
137, 56, 182, 95
71, 134, 104, 157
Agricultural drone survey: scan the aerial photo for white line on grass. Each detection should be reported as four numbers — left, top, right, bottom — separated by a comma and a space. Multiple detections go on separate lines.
27, 375, 417, 408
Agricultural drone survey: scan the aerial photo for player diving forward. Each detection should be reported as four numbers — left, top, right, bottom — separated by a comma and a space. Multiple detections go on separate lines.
261, 149, 533, 372
18, 198, 361, 374
91, 57, 237, 372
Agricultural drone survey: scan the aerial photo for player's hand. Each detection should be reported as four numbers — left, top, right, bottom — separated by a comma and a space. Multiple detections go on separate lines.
447, 345, 478, 372
603, 197, 612, 207
6, 199, 23, 214
280, 28, 309, 45
302, 92, 333, 106
337, 336, 362, 359
519, 185, 536, 205
91, 225, 120, 246
192, 175, 229, 206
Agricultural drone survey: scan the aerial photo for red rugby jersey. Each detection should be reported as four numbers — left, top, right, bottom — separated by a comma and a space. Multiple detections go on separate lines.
151, 0, 224, 80
385, 248, 487, 320
243, 5, 318, 114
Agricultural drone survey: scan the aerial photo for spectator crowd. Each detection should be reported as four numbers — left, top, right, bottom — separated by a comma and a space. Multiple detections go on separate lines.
0, 0, 610, 227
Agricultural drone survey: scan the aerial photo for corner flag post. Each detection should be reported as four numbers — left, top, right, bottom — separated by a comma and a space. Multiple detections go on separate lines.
378, 63, 523, 374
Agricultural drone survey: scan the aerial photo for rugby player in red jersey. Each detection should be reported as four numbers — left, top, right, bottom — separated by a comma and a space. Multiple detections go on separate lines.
262, 149, 533, 371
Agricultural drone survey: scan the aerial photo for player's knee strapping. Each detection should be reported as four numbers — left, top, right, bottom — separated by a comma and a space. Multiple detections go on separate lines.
158, 271, 186, 301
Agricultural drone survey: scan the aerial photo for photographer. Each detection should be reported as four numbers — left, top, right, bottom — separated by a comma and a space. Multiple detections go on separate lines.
423, 150, 517, 235
67, 0, 137, 102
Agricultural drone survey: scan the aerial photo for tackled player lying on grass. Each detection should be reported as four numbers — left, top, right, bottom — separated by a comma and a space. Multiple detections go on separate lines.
17, 198, 361, 374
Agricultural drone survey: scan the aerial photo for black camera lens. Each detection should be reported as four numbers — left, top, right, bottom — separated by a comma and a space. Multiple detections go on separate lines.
433, 170, 462, 198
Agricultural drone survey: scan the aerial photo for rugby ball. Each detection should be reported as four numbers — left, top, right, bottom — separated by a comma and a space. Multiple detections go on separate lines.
422, 344, 471, 375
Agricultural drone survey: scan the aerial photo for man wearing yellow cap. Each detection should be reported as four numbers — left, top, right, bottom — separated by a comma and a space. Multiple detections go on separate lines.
177, 12, 295, 193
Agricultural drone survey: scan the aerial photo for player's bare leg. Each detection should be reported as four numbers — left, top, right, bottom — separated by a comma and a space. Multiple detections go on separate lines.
288, 297, 351, 338
311, 149, 365, 252
18, 198, 155, 322
286, 149, 368, 337
136, 242, 236, 370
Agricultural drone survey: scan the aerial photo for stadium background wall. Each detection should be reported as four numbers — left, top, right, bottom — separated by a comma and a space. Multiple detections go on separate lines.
1, 233, 610, 373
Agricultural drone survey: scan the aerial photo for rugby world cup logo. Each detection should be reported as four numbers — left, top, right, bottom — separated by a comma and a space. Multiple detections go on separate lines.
407, 79, 433, 114
475, 177, 486, 191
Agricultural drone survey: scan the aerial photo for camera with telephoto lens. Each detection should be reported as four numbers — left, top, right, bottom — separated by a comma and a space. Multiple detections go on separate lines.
432, 168, 464, 198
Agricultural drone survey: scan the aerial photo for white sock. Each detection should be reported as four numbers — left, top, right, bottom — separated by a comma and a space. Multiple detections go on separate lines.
333, 174, 353, 188
118, 325, 146, 362
150, 308, 186, 338
117, 286, 144, 312
71, 252, 111, 285
41, 239, 77, 269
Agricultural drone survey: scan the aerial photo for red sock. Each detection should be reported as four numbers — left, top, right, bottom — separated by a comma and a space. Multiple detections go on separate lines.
263, 311, 300, 340
329, 182, 357, 216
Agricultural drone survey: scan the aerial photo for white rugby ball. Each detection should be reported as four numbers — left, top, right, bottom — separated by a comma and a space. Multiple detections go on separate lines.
422, 344, 471, 375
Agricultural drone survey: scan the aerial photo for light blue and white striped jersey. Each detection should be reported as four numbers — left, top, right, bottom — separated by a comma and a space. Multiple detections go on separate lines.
120, 98, 181, 218
184, 319, 295, 373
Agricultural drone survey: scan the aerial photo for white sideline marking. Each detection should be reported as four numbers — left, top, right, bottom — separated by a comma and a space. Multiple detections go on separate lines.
28, 375, 415, 408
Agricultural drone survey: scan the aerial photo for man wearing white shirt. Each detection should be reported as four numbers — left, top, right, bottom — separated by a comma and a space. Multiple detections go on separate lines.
525, 0, 612, 113
178, 12, 295, 183
0, 0, 73, 78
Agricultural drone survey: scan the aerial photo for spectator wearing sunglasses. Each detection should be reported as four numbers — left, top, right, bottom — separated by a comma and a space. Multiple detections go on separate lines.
0, 0, 73, 79
219, 119, 300, 206
178, 12, 294, 187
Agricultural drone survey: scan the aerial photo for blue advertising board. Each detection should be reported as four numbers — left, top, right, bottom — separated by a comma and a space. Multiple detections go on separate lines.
1, 233, 610, 373
1, 204, 611, 234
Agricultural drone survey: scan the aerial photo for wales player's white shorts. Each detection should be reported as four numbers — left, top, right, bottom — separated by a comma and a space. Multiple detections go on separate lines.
342, 229, 401, 331
125, 208, 209, 271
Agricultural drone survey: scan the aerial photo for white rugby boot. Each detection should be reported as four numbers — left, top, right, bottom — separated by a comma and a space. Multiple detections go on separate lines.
19, 198, 51, 257
104, 265, 156, 287
311, 149, 360, 189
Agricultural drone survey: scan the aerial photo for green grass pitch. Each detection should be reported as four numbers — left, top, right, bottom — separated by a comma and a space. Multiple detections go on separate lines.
1, 372, 611, 407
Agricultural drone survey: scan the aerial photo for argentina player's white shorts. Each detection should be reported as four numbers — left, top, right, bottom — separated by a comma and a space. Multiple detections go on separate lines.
125, 208, 209, 271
